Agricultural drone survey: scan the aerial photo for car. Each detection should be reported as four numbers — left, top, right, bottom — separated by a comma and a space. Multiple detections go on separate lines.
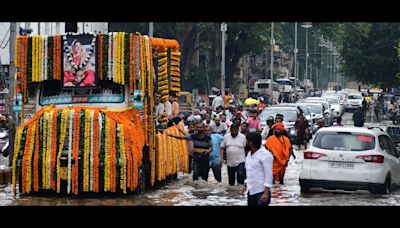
275, 103, 313, 124
304, 99, 333, 126
299, 126, 400, 194
346, 93, 364, 111
301, 102, 327, 132
259, 106, 300, 144
324, 96, 344, 119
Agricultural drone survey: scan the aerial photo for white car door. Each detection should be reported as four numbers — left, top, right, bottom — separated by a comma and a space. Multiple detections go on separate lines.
379, 136, 400, 183
386, 136, 400, 184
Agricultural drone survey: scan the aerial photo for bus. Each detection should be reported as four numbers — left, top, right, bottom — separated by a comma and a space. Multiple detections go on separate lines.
253, 79, 279, 103
276, 78, 294, 93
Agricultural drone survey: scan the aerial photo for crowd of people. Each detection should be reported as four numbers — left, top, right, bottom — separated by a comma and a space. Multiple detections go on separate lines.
164, 92, 302, 206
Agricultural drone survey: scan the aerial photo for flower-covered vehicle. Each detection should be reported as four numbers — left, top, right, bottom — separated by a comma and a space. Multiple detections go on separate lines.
12, 32, 188, 196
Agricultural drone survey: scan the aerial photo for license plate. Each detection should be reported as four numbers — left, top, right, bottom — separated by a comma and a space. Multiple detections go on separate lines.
328, 162, 354, 169
60, 167, 68, 180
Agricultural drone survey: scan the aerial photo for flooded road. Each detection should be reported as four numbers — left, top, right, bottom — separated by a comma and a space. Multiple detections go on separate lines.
2, 112, 400, 206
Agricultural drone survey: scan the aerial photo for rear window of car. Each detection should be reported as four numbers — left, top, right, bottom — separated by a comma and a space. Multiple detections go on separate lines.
313, 132, 375, 151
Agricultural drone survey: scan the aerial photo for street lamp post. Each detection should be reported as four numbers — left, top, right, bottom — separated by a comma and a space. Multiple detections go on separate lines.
302, 22, 312, 92
294, 22, 298, 90
221, 23, 227, 97
269, 22, 274, 103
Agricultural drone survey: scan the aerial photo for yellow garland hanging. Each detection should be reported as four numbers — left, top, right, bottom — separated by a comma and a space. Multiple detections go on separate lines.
12, 128, 23, 195
104, 116, 111, 192
83, 109, 91, 192
42, 112, 47, 188
31, 36, 35, 82
116, 32, 120, 84
38, 35, 42, 82
121, 32, 125, 85
119, 124, 127, 193
26, 122, 37, 193
56, 109, 69, 193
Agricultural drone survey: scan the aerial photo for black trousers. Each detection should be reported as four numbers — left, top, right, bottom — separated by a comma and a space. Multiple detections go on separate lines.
227, 162, 245, 186
188, 155, 193, 173
193, 155, 210, 181
210, 164, 222, 182
248, 190, 271, 206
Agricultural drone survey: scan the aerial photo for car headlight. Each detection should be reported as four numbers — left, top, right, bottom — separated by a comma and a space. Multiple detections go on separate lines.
290, 128, 296, 135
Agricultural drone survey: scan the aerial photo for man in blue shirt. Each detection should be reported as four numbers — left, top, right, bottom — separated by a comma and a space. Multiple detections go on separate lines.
205, 125, 224, 182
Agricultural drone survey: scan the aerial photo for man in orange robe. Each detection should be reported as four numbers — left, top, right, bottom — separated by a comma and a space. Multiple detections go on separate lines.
265, 122, 291, 184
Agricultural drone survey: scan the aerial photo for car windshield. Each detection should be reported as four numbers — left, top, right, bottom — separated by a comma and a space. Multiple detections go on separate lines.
313, 132, 375, 151
348, 95, 362, 99
306, 104, 323, 114
326, 98, 339, 105
298, 106, 310, 115
259, 109, 298, 122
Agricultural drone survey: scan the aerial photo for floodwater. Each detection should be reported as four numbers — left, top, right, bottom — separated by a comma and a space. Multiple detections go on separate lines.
1, 112, 400, 206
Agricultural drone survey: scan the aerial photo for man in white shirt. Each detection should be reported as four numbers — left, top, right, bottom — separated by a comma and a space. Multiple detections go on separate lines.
212, 93, 224, 112
155, 93, 165, 126
210, 116, 227, 135
220, 124, 247, 186
203, 113, 214, 126
241, 132, 273, 206
188, 109, 202, 122
165, 99, 172, 120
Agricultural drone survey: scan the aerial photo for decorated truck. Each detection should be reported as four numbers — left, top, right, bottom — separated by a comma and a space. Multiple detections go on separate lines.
11, 32, 188, 195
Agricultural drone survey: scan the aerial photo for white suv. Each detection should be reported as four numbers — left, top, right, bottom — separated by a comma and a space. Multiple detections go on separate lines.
345, 93, 363, 110
299, 127, 400, 194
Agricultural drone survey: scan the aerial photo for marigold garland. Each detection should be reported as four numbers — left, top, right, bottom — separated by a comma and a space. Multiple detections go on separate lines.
83, 109, 91, 192
12, 128, 23, 195
104, 116, 110, 192
13, 32, 183, 195
33, 119, 40, 192
93, 110, 100, 192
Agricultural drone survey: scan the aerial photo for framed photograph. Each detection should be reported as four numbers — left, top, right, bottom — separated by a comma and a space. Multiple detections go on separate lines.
62, 34, 97, 88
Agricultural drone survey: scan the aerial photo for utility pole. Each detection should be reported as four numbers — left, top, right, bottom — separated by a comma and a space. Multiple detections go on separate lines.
9, 22, 18, 120
221, 23, 227, 97
149, 22, 154, 38
302, 23, 312, 92
333, 49, 337, 83
269, 22, 274, 103
294, 22, 298, 89
313, 34, 317, 89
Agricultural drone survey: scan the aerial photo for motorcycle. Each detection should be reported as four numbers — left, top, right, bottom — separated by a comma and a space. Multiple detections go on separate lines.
393, 110, 400, 125
0, 128, 9, 157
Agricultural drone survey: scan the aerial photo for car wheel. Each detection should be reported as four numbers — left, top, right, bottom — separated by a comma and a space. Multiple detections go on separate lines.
371, 175, 391, 194
300, 183, 310, 193
384, 176, 392, 194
